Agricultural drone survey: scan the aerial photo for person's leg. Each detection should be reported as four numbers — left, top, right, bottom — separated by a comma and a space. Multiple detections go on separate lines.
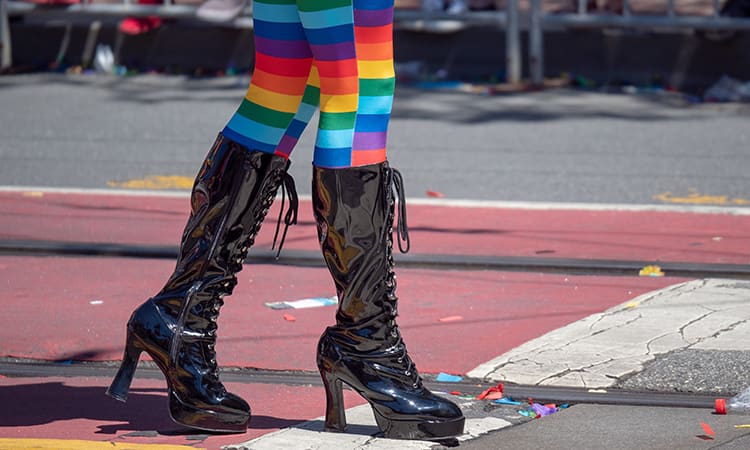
349, 0, 396, 167
222, 0, 314, 156
297, 0, 362, 168
107, 0, 311, 433
301, 0, 465, 440
276, 63, 321, 158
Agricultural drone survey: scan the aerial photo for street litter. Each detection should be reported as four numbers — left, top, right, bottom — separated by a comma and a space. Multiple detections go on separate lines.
639, 265, 664, 277
703, 75, 750, 102
265, 296, 337, 310
587, 389, 607, 393
519, 402, 568, 419
439, 315, 463, 322
90, 300, 104, 305
477, 382, 504, 400
436, 372, 463, 382
715, 385, 750, 414
493, 397, 522, 405
734, 425, 750, 428
700, 422, 716, 438
448, 391, 476, 400
283, 313, 296, 322
427, 190, 445, 198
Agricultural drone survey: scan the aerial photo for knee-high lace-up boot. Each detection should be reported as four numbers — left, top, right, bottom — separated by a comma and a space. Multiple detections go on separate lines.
106, 133, 298, 433
312, 162, 465, 440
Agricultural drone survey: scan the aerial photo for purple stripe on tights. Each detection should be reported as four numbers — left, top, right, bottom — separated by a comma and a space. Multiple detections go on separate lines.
276, 135, 298, 157
353, 131, 387, 150
353, 8, 393, 27
310, 42, 357, 61
254, 36, 313, 59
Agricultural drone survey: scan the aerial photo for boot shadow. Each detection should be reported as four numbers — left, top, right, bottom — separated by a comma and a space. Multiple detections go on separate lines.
0, 381, 306, 436
295, 419, 380, 437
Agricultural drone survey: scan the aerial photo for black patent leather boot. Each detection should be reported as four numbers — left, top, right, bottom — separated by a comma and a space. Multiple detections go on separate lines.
312, 162, 465, 440
106, 133, 297, 433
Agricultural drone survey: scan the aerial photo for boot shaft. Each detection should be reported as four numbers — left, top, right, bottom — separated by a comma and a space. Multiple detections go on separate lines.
312, 162, 408, 343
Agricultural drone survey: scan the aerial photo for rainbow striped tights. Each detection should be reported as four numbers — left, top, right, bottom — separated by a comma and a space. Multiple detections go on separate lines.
222, 0, 395, 169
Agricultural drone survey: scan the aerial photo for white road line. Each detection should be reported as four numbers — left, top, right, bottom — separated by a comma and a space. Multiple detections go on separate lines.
2, 185, 750, 215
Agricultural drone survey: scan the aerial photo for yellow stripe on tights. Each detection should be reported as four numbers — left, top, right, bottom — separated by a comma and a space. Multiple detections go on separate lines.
320, 93, 359, 113
245, 84, 303, 113
358, 59, 394, 79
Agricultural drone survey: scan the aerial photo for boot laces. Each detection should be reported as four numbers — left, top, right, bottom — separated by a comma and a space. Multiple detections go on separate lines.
382, 168, 421, 388
225, 168, 298, 274
271, 171, 299, 258
383, 301, 422, 388
388, 168, 410, 254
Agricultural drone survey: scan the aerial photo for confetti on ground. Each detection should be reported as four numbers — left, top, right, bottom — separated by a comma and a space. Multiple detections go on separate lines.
639, 265, 664, 277
477, 382, 504, 400
265, 296, 337, 310
701, 422, 716, 438
426, 190, 445, 198
493, 397, 522, 405
283, 314, 296, 322
439, 315, 464, 323
436, 372, 463, 382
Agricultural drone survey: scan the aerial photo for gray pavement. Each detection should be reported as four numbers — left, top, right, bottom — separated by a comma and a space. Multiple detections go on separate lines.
1, 73, 750, 206
2, 73, 750, 449
459, 404, 750, 450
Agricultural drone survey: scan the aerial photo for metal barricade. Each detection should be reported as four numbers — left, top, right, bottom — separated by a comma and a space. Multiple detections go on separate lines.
0, 0, 523, 83
529, 0, 750, 86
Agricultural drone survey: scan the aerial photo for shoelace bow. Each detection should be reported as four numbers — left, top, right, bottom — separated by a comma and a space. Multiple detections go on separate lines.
271, 171, 299, 258
390, 168, 411, 254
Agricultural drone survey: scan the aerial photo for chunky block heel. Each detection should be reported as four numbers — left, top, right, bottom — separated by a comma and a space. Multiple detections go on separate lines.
106, 330, 143, 402
321, 370, 347, 432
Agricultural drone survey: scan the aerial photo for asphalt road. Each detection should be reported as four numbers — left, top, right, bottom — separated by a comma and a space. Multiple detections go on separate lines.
1, 73, 749, 206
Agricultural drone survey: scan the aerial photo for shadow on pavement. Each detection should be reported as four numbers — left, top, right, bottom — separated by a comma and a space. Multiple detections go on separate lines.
0, 381, 306, 435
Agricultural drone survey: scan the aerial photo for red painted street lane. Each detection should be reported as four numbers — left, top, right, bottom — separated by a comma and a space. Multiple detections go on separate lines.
0, 255, 684, 374
0, 375, 367, 448
0, 189, 729, 448
2, 191, 749, 264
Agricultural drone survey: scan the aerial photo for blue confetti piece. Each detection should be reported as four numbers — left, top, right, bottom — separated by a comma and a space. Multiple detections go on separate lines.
435, 372, 463, 383
493, 397, 523, 405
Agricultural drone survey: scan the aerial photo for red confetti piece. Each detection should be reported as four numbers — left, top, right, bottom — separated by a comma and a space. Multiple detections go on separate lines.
450, 391, 462, 396
426, 190, 445, 198
439, 315, 464, 323
701, 422, 716, 438
477, 382, 504, 400
283, 314, 296, 322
